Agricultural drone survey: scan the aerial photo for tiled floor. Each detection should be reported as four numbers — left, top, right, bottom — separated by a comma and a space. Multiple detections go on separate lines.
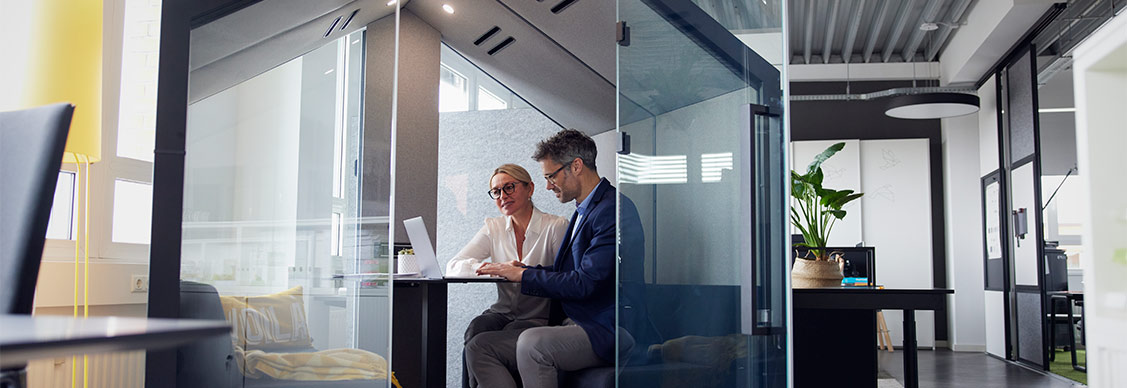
878, 349, 1085, 388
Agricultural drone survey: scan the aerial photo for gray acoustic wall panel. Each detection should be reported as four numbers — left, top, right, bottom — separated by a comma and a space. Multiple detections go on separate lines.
436, 108, 566, 388
1006, 50, 1037, 163
364, 11, 442, 242
1016, 291, 1044, 365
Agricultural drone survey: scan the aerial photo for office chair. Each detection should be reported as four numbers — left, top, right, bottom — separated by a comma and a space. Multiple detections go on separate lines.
0, 103, 75, 387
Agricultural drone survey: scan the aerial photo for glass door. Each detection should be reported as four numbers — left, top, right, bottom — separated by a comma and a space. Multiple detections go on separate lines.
616, 0, 788, 386
176, 3, 399, 387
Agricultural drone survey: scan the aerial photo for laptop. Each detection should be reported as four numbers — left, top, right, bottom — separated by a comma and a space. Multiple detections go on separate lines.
403, 216, 504, 281
402, 217, 444, 279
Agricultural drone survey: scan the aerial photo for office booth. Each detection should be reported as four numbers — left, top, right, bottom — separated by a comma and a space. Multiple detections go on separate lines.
148, 0, 789, 387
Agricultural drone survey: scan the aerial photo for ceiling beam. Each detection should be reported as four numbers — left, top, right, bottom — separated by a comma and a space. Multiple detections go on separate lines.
862, 0, 890, 63
789, 61, 940, 81
822, 0, 841, 64
881, 0, 915, 62
841, 0, 867, 64
926, 0, 972, 61
901, 0, 943, 62
804, 0, 815, 64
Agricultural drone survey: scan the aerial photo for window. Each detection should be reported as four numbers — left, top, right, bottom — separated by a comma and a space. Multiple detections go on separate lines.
1042, 175, 1084, 268
116, 0, 162, 162
477, 87, 507, 110
331, 212, 343, 257
112, 180, 153, 245
45, 171, 76, 240
440, 65, 469, 112
439, 44, 529, 112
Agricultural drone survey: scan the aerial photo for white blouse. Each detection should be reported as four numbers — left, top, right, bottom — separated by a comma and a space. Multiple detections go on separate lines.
447, 206, 569, 321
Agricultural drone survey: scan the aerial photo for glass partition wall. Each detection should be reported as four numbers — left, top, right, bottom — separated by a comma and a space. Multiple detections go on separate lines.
176, 4, 398, 387
616, 0, 788, 386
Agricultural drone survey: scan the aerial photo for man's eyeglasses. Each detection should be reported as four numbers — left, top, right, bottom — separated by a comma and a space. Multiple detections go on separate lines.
543, 162, 570, 185
488, 182, 522, 200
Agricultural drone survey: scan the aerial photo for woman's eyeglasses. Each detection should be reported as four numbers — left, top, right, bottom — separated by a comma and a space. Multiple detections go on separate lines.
488, 182, 522, 200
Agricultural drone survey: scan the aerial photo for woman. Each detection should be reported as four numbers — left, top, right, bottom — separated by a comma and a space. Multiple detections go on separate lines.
447, 164, 568, 386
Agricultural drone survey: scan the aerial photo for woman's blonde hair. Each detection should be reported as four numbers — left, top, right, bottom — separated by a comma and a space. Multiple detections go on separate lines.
491, 164, 533, 187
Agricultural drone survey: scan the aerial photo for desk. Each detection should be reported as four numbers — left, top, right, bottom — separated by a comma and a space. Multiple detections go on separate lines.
792, 287, 952, 388
0, 315, 230, 369
392, 277, 506, 388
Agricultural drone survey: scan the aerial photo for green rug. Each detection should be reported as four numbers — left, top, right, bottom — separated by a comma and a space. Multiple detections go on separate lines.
1049, 349, 1086, 385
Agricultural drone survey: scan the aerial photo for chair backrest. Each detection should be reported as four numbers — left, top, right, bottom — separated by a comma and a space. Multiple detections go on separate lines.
0, 103, 74, 314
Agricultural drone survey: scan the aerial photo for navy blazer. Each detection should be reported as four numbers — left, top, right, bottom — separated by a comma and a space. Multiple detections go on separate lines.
521, 178, 640, 363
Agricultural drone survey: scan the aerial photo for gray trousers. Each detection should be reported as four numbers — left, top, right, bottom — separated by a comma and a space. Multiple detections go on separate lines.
464, 312, 546, 388
465, 322, 606, 388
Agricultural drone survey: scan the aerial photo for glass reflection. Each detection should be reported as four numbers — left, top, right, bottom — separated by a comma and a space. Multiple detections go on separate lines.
617, 0, 787, 387
181, 27, 393, 387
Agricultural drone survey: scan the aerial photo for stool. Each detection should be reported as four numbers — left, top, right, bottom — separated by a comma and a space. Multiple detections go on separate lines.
876, 311, 893, 352
1049, 293, 1085, 372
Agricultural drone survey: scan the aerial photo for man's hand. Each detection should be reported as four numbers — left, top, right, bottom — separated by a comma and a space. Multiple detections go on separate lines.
477, 261, 526, 282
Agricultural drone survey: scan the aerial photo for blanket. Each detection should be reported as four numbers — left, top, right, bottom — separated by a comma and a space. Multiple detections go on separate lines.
236, 346, 401, 387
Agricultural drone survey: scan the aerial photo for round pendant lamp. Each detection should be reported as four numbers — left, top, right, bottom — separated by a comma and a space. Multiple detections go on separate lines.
885, 92, 980, 119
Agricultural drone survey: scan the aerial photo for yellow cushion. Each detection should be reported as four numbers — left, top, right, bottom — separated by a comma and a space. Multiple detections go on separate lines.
219, 286, 313, 349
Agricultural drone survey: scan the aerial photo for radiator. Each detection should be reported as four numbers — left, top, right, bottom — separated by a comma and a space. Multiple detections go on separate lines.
26, 351, 144, 388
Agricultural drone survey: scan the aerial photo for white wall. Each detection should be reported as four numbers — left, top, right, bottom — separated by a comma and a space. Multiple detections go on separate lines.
1073, 10, 1127, 386
979, 76, 1000, 176
984, 290, 1006, 357
942, 111, 987, 352
977, 76, 1007, 358
592, 130, 618, 185
859, 139, 935, 348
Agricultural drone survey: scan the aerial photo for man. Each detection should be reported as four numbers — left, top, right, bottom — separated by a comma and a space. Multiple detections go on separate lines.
471, 129, 643, 388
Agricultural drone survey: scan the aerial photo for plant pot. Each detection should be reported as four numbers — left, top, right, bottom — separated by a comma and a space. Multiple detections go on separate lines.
791, 259, 843, 288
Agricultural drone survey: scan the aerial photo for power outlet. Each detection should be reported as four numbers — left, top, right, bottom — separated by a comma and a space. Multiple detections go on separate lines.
131, 275, 149, 293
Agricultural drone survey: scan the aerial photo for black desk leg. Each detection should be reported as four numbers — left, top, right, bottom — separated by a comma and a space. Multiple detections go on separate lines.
903, 309, 918, 388
423, 283, 449, 388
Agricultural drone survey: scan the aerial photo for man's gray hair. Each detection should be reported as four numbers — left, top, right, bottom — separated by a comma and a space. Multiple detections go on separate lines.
532, 129, 597, 172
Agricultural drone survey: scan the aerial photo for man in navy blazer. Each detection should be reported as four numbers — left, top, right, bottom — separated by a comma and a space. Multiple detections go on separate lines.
473, 129, 642, 388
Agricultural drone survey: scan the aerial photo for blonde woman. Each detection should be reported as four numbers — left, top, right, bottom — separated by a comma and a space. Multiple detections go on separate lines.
447, 164, 568, 387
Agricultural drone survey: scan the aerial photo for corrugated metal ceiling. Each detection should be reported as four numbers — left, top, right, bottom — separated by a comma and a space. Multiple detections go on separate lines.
786, 0, 975, 64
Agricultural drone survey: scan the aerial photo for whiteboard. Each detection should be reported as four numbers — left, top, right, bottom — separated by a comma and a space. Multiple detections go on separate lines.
860, 138, 934, 347
791, 140, 863, 247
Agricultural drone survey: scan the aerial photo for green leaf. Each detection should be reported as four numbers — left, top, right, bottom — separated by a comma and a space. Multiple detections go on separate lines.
829, 192, 864, 209
809, 167, 824, 189
806, 142, 845, 175
827, 209, 847, 219
819, 189, 852, 208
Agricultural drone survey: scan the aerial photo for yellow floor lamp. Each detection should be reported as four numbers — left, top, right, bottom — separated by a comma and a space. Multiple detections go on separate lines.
22, 0, 104, 386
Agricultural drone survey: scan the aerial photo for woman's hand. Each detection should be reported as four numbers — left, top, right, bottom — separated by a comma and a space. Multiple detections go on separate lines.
477, 261, 526, 282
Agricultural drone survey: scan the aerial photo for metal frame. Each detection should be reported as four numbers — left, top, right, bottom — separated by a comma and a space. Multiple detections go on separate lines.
145, 0, 265, 385
995, 44, 1050, 370
641, 0, 783, 109
980, 170, 1008, 292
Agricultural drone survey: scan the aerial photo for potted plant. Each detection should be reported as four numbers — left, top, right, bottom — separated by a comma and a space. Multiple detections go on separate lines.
790, 142, 864, 288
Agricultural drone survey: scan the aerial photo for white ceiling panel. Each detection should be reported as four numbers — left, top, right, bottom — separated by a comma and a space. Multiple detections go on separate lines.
497, 0, 616, 82
408, 0, 616, 134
